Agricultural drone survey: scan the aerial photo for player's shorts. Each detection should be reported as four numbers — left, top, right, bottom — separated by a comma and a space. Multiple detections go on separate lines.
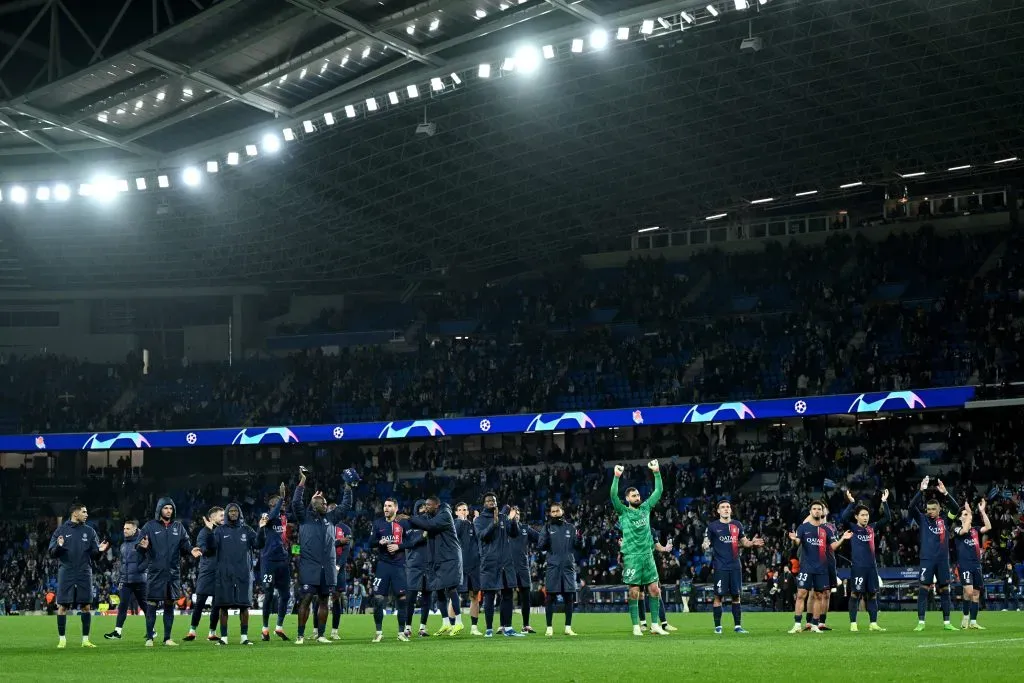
56, 583, 94, 608
300, 582, 332, 598
918, 560, 951, 587
796, 570, 829, 592
335, 570, 349, 593
261, 562, 291, 594
849, 567, 880, 594
827, 562, 839, 589
713, 568, 742, 597
460, 567, 481, 593
373, 562, 406, 597
622, 552, 659, 586
958, 564, 983, 589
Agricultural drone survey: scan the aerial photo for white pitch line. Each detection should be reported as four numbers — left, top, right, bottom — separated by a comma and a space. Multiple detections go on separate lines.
917, 637, 1024, 648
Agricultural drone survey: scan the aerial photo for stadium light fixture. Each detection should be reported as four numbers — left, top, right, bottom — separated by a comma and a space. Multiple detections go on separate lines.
10, 186, 27, 204
182, 87, 193, 98
261, 134, 280, 153
388, 91, 400, 104
299, 68, 307, 79
637, 226, 659, 233
244, 144, 257, 157
283, 127, 296, 141
116, 108, 126, 115
156, 91, 166, 101
226, 152, 240, 166
749, 197, 774, 204
116, 179, 129, 193
78, 183, 93, 196
345, 104, 356, 118
135, 100, 144, 110
53, 183, 70, 201
514, 46, 540, 74
361, 46, 370, 59
759, 0, 767, 4
640, 20, 654, 35
182, 167, 201, 187
303, 120, 315, 133
501, 58, 515, 72
734, 0, 749, 9
36, 186, 51, 201
499, 2, 509, 8
571, 39, 583, 53
478, 63, 491, 78
475, 9, 486, 19
431, 77, 445, 90
616, 27, 630, 40
135, 177, 147, 191
839, 181, 863, 188
320, 61, 329, 74
97, 113, 108, 123
407, 84, 419, 98
429, 18, 440, 31
406, 25, 415, 35
795, 190, 818, 197
590, 29, 608, 49
207, 161, 219, 173
994, 156, 1018, 164
947, 164, 971, 171
681, 11, 695, 24
706, 5, 719, 17
542, 45, 555, 59
450, 72, 462, 85
366, 97, 378, 111
157, 175, 170, 188
899, 171, 925, 178
324, 112, 336, 125
706, 213, 727, 221
91, 177, 119, 201
341, 56, 349, 67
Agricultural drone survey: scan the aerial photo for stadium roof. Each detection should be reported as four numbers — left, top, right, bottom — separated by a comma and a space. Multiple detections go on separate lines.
0, 0, 1023, 290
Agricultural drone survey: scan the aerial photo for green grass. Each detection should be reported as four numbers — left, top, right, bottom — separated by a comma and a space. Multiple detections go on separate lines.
1, 611, 1023, 681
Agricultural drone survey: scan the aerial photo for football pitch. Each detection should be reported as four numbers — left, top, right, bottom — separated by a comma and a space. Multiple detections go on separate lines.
1, 611, 1022, 681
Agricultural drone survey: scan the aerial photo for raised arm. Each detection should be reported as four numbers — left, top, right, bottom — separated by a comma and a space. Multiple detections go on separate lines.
291, 483, 307, 524
977, 499, 992, 534
326, 486, 354, 525
641, 462, 663, 510
475, 514, 498, 541
610, 465, 627, 514
873, 501, 892, 529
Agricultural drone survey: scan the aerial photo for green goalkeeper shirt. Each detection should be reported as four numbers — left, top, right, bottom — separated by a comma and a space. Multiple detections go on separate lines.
611, 472, 663, 556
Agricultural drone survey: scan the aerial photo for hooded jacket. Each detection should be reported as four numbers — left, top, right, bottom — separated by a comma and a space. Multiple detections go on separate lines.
137, 497, 192, 589
206, 502, 265, 607
474, 506, 520, 590
409, 502, 463, 591
292, 483, 352, 587
403, 499, 431, 586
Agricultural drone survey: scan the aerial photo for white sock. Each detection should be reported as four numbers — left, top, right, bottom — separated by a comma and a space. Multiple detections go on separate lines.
208, 629, 214, 636
918, 620, 926, 624
82, 635, 89, 643
59, 635, 66, 643
239, 635, 246, 643
115, 627, 122, 635
944, 620, 950, 625
455, 614, 463, 626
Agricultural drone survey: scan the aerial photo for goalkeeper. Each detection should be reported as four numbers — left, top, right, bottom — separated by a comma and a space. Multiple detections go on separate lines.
611, 460, 667, 636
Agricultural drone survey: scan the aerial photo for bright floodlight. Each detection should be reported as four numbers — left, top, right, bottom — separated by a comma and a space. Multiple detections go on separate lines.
542, 44, 555, 59
78, 183, 93, 196
261, 134, 280, 153
226, 152, 240, 166
10, 186, 27, 203
36, 186, 51, 201
207, 161, 219, 173
366, 97, 378, 111
706, 4, 719, 16
157, 175, 170, 188
734, 0, 749, 9
513, 46, 540, 74
407, 84, 419, 98
451, 72, 462, 85
283, 127, 296, 141
361, 46, 370, 59
501, 58, 515, 72
182, 167, 201, 187
681, 11, 695, 23
135, 177, 147, 191
388, 91, 400, 104
324, 112, 336, 125
640, 19, 654, 34
431, 77, 444, 91
589, 29, 608, 49
475, 9, 486, 19
616, 27, 629, 40
53, 183, 70, 201
478, 63, 491, 78
429, 18, 440, 31
303, 120, 315, 133
245, 144, 258, 157
571, 38, 583, 53
345, 104, 356, 118
406, 25, 415, 35
92, 177, 119, 201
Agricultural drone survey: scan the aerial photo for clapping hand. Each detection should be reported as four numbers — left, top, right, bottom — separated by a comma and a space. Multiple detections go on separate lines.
298, 466, 308, 486
936, 479, 948, 495
842, 530, 854, 541
881, 489, 890, 503
386, 543, 399, 553
845, 489, 855, 503
259, 514, 269, 528
98, 541, 110, 553
57, 536, 65, 547
202, 516, 214, 530
978, 498, 986, 513
139, 536, 150, 549
751, 535, 765, 547
920, 476, 930, 491
190, 547, 203, 559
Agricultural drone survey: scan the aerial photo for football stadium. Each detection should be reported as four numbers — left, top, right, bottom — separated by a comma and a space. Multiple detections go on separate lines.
0, 0, 1023, 680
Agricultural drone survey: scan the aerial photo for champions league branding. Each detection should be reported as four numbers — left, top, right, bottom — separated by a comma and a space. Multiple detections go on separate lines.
524, 412, 596, 433
231, 427, 300, 445
81, 432, 152, 449
378, 420, 446, 439
682, 402, 756, 423
848, 391, 926, 414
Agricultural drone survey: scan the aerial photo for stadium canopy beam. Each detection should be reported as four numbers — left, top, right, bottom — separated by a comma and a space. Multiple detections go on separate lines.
0, 111, 67, 157
544, 0, 603, 24
284, 0, 446, 68
1, 102, 159, 157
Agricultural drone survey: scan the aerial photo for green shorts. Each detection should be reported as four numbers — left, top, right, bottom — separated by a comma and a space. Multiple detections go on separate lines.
622, 552, 659, 586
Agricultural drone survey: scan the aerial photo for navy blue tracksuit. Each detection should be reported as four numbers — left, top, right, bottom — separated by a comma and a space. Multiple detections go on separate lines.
475, 509, 519, 591
116, 530, 148, 617
206, 504, 266, 608
510, 525, 540, 589
292, 484, 352, 595
48, 521, 102, 606
137, 497, 192, 601
410, 504, 463, 591
260, 496, 291, 599
455, 518, 480, 592
403, 527, 430, 593
537, 520, 580, 593
195, 526, 218, 597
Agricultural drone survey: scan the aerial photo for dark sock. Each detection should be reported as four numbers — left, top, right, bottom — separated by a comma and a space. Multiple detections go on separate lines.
545, 595, 555, 627
868, 596, 879, 622
372, 599, 384, 632
240, 610, 249, 638
731, 602, 742, 626
419, 591, 430, 627
145, 604, 157, 639
57, 614, 67, 637
446, 589, 460, 625
81, 612, 91, 637
850, 596, 859, 623
262, 591, 273, 628
471, 615, 479, 626
209, 606, 217, 632
220, 609, 228, 638
162, 604, 174, 642
396, 597, 407, 631
564, 594, 575, 626
277, 593, 288, 628
332, 598, 342, 630
659, 596, 667, 624
917, 588, 929, 620
970, 601, 979, 620
520, 590, 530, 627
316, 603, 328, 637
940, 591, 951, 620
500, 590, 513, 629
404, 592, 417, 630
963, 600, 971, 616
483, 592, 496, 630
713, 605, 723, 627
638, 597, 647, 623
794, 614, 802, 624
810, 616, 819, 626
819, 611, 827, 625
115, 601, 128, 629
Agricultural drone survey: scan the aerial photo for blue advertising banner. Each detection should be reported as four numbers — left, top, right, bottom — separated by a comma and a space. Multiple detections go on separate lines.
0, 386, 975, 452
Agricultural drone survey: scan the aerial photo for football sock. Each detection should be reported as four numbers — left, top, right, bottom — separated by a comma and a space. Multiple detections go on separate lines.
731, 602, 742, 626
57, 614, 67, 637
940, 591, 951, 621
916, 588, 928, 621
81, 612, 91, 637
483, 592, 496, 631
629, 600, 640, 627
713, 605, 723, 627
970, 601, 979, 621
162, 604, 174, 641
145, 604, 157, 638
545, 594, 555, 627
867, 597, 879, 623
564, 594, 575, 626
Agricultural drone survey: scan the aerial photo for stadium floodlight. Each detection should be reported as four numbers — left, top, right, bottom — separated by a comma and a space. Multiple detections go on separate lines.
734, 0, 749, 9
640, 20, 654, 34
388, 91, 400, 104
407, 84, 419, 98
994, 156, 1018, 164
571, 38, 583, 53
182, 167, 201, 187
589, 29, 608, 49
36, 186, 51, 201
501, 58, 515, 72
681, 11, 695, 23
705, 213, 727, 220
207, 161, 219, 173
10, 186, 27, 204
478, 63, 491, 78
324, 112, 336, 125
320, 61, 329, 74
759, 0, 767, 4
542, 44, 555, 59
947, 164, 971, 171
303, 120, 315, 133
345, 104, 356, 118
261, 134, 280, 153
706, 5, 719, 17
91, 176, 120, 201
839, 181, 863, 188
156, 91, 166, 101
97, 113, 108, 123
117, 179, 129, 193
450, 72, 462, 85
429, 18, 440, 31
406, 25, 415, 35
135, 177, 147, 191
157, 175, 170, 188
616, 27, 630, 40
366, 97, 378, 111
245, 144, 258, 157
283, 127, 296, 141
135, 100, 144, 110
361, 46, 370, 59
226, 152, 240, 166
514, 45, 540, 74
795, 190, 818, 197
116, 108, 126, 115
53, 183, 70, 201
637, 226, 659, 233
183, 87, 193, 98
899, 171, 925, 178
431, 77, 444, 91
299, 68, 307, 79
78, 183, 93, 196
341, 56, 349, 67
499, 2, 509, 8
475, 9, 487, 19
750, 197, 774, 204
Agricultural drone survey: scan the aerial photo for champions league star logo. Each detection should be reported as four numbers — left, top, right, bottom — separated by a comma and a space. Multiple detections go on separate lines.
82, 432, 152, 449
231, 427, 300, 445
378, 420, 446, 439
524, 412, 596, 433
682, 402, 756, 423
847, 391, 926, 414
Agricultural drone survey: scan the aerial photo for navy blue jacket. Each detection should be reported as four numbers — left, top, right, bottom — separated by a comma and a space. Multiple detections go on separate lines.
195, 526, 218, 595
537, 520, 580, 592
402, 524, 430, 587
48, 521, 102, 603
118, 530, 148, 585
455, 518, 480, 573
475, 508, 520, 591
261, 497, 290, 566
510, 524, 540, 586
292, 484, 352, 587
137, 497, 193, 596
206, 503, 265, 607
410, 504, 463, 591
